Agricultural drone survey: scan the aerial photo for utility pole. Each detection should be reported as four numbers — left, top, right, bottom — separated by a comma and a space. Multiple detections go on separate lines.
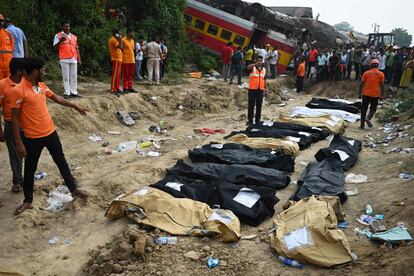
371, 23, 380, 33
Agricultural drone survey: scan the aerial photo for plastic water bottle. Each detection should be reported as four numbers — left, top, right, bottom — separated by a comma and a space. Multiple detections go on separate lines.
154, 236, 177, 245
365, 205, 373, 215
34, 171, 47, 180
278, 256, 303, 268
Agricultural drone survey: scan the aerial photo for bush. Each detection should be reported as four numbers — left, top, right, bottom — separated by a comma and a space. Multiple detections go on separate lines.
377, 86, 414, 123
185, 44, 220, 72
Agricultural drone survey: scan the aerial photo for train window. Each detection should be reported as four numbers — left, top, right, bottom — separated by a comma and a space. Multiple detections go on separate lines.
207, 24, 218, 36
194, 19, 205, 30
220, 29, 232, 41
184, 14, 192, 25
233, 35, 245, 46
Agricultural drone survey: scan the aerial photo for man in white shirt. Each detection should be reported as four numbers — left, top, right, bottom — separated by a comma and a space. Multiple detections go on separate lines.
53, 22, 81, 99
377, 48, 386, 73
135, 38, 144, 81
269, 46, 279, 79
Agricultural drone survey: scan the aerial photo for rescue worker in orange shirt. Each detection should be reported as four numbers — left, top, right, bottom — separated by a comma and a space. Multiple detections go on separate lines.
0, 14, 14, 79
296, 56, 305, 93
121, 28, 137, 93
246, 55, 266, 125
108, 29, 123, 97
0, 58, 25, 194
10, 58, 90, 215
359, 59, 384, 129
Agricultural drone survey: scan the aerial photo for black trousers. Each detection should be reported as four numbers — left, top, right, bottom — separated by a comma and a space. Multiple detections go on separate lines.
247, 90, 264, 124
393, 67, 403, 87
296, 76, 304, 92
4, 121, 23, 186
385, 66, 392, 83
360, 95, 379, 129
229, 66, 242, 85
23, 131, 77, 203
354, 63, 361, 80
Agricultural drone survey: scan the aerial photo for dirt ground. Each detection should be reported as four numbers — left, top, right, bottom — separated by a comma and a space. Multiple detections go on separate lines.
0, 75, 413, 276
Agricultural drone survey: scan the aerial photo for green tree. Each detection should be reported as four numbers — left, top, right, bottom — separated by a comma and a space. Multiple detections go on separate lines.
0, 0, 117, 78
108, 0, 188, 72
391, 28, 412, 47
334, 22, 354, 32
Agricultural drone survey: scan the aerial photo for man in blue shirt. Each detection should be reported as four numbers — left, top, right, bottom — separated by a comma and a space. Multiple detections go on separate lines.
5, 18, 28, 58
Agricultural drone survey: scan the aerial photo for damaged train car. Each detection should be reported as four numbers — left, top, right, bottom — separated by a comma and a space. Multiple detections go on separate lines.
185, 0, 351, 73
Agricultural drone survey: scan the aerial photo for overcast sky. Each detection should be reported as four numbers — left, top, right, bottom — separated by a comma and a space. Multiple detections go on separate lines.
255, 0, 414, 38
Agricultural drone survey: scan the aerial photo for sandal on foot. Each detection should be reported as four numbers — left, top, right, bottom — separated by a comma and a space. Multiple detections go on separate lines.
14, 203, 33, 215
12, 183, 22, 193
71, 189, 90, 199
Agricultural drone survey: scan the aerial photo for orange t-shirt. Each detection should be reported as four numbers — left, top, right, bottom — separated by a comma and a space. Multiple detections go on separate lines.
122, 37, 135, 64
297, 62, 305, 77
108, 36, 122, 62
10, 77, 56, 138
361, 68, 384, 97
0, 77, 18, 122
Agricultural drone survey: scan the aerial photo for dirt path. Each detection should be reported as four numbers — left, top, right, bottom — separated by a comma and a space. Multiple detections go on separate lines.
0, 77, 413, 275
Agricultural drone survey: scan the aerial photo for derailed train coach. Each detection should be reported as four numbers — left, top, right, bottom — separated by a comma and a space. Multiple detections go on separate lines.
185, 0, 299, 74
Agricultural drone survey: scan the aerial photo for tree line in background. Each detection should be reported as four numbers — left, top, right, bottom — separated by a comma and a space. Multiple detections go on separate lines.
0, 0, 191, 78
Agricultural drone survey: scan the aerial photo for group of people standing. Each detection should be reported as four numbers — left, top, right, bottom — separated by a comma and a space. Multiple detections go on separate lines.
108, 29, 168, 97
293, 44, 414, 90
221, 42, 280, 86
0, 15, 91, 213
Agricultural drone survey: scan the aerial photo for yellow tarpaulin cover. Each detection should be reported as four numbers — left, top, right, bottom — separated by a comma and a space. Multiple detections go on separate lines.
105, 187, 240, 242
277, 115, 345, 134
271, 195, 353, 267
227, 134, 300, 156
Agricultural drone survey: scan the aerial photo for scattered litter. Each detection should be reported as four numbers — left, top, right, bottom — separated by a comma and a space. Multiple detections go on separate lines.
345, 173, 368, 184
147, 151, 161, 157
237, 82, 248, 89
345, 189, 359, 196
64, 239, 73, 246
88, 134, 103, 142
178, 105, 185, 110
154, 236, 177, 245
114, 141, 138, 152
386, 147, 414, 154
116, 111, 135, 126
105, 148, 114, 154
48, 236, 59, 245
101, 141, 110, 147
371, 220, 387, 233
354, 227, 372, 237
289, 180, 297, 185
188, 72, 202, 79
278, 256, 303, 269
366, 205, 373, 215
128, 112, 140, 120
194, 128, 225, 134
34, 171, 47, 181
338, 221, 349, 229
369, 225, 413, 243
207, 257, 220, 269
374, 214, 384, 220
209, 70, 220, 78
278, 102, 287, 107
299, 161, 308, 166
44, 185, 74, 212
241, 234, 258, 240
399, 173, 414, 181
230, 243, 239, 249
206, 76, 218, 81
139, 141, 153, 149
107, 131, 121, 135
358, 214, 374, 225
150, 96, 159, 101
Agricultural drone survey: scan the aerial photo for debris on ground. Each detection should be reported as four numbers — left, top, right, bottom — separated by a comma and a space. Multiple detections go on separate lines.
34, 171, 47, 181
88, 134, 103, 142
345, 173, 368, 184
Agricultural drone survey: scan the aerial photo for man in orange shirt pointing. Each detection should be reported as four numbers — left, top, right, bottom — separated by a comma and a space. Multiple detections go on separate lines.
11, 58, 90, 215
0, 14, 14, 79
359, 59, 384, 129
